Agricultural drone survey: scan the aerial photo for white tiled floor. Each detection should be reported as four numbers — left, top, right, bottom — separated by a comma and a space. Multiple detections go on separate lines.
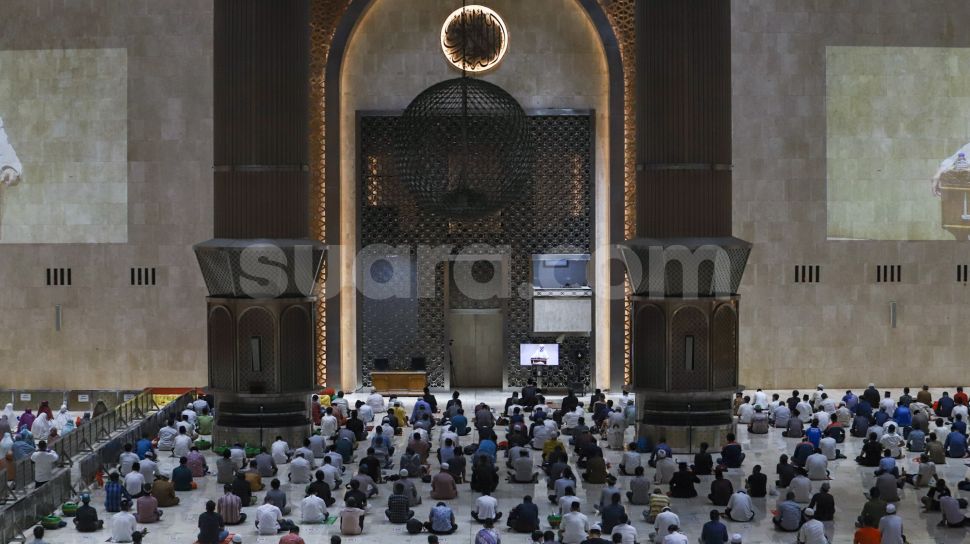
30, 389, 970, 544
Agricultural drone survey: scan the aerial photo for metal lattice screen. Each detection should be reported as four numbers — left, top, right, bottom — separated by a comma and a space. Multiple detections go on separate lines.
359, 113, 593, 388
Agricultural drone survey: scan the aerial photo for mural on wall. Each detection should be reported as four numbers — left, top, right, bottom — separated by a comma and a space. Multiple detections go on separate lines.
826, 46, 970, 241
0, 48, 127, 243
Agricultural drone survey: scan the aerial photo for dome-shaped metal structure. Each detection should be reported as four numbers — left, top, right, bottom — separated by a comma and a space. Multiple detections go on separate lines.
396, 77, 532, 219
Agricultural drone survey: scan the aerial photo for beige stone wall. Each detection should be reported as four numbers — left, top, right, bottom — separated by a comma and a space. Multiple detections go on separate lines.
0, 48, 128, 243
338, 0, 611, 389
0, 1, 213, 388
733, 0, 970, 388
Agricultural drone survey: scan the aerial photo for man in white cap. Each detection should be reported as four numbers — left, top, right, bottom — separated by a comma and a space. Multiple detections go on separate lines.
652, 450, 676, 485
811, 386, 825, 410
652, 506, 679, 544
796, 508, 826, 544
878, 503, 905, 544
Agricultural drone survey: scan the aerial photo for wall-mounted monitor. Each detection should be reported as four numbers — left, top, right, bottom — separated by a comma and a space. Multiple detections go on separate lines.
532, 254, 590, 289
519, 343, 559, 366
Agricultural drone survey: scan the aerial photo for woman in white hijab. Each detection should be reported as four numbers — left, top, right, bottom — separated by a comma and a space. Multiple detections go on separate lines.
31, 412, 50, 441
1, 403, 13, 424
0, 431, 12, 457
53, 404, 70, 432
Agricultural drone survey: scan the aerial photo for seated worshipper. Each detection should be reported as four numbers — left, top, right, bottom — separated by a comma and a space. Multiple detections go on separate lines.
707, 469, 734, 506
231, 471, 254, 507
874, 470, 900, 503
339, 497, 366, 536
701, 510, 729, 544
120, 443, 140, 474
550, 467, 578, 505
856, 434, 883, 467
150, 476, 179, 507
446, 448, 467, 483
626, 467, 652, 505
598, 476, 623, 510
901, 453, 936, 488
785, 416, 804, 439
921, 478, 955, 511
668, 462, 700, 498
288, 452, 313, 484
135, 485, 162, 523
880, 424, 904, 459
797, 508, 827, 544
648, 438, 672, 467
772, 491, 802, 532
472, 490, 503, 523
173, 426, 194, 458
790, 470, 813, 503
430, 464, 458, 499
560, 501, 588, 544
807, 483, 835, 538
907, 427, 926, 453
255, 447, 278, 477
927, 433, 947, 464
748, 407, 769, 434
653, 507, 680, 543
197, 501, 228, 544
507, 495, 541, 533
745, 465, 768, 498
878, 504, 905, 544
367, 389, 386, 414
266, 478, 292, 514
945, 428, 968, 458
105, 472, 131, 513
123, 462, 147, 499
819, 433, 845, 461
940, 493, 970, 528
691, 442, 714, 476
229, 443, 248, 470
425, 501, 458, 535
582, 452, 609, 484
619, 442, 642, 476
509, 449, 539, 483
857, 487, 888, 528
736, 397, 754, 424
805, 448, 830, 481
339, 479, 366, 512
187, 446, 209, 477
599, 494, 626, 535
724, 488, 755, 522
256, 496, 293, 535
218, 484, 247, 525
607, 424, 625, 450
300, 490, 329, 524
653, 450, 677, 485
642, 489, 670, 524
217, 450, 237, 485
385, 483, 415, 523
321, 456, 343, 487
610, 514, 638, 544
73, 493, 104, 532
271, 437, 291, 465
397, 469, 422, 507
306, 471, 336, 507
110, 500, 141, 543
196, 407, 214, 436
717, 434, 745, 468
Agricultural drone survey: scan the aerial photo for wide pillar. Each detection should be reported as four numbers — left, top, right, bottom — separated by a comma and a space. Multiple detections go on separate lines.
625, 0, 750, 452
195, 0, 324, 446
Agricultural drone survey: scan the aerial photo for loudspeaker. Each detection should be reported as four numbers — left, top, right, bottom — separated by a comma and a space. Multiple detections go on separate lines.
410, 357, 426, 371
374, 358, 390, 371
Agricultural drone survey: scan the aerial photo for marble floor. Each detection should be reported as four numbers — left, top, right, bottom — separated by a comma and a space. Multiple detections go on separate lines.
30, 388, 970, 544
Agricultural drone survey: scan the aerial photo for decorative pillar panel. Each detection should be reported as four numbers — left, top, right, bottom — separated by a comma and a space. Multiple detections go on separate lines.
198, 0, 326, 447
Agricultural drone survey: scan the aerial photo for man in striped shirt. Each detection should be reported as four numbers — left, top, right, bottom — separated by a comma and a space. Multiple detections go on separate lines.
217, 484, 247, 524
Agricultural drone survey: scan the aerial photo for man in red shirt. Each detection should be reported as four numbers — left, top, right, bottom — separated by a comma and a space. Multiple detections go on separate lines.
955, 387, 968, 407
279, 526, 305, 544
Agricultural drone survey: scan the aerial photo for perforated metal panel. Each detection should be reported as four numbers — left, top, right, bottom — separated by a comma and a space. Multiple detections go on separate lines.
237, 308, 277, 393
208, 306, 235, 390
711, 303, 738, 390
669, 306, 709, 391
632, 302, 665, 390
359, 113, 593, 388
280, 305, 313, 392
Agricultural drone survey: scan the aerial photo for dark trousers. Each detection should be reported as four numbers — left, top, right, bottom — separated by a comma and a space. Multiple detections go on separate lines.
424, 522, 458, 534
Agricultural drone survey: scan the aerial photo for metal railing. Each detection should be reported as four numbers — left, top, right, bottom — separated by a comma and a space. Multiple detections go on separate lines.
0, 389, 196, 543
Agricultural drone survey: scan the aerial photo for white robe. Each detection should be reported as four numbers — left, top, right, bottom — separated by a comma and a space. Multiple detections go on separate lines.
31, 413, 50, 441
0, 117, 22, 175
53, 405, 70, 431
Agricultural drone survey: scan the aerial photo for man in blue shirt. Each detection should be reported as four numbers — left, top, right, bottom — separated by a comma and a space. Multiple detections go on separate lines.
952, 414, 967, 436
411, 398, 432, 425
805, 425, 822, 448
700, 509, 728, 544
104, 472, 130, 512
772, 491, 802, 532
425, 502, 457, 534
945, 429, 967, 458
451, 410, 470, 436
938, 392, 955, 419
842, 390, 858, 411
717, 434, 745, 468
893, 405, 912, 429
135, 434, 154, 460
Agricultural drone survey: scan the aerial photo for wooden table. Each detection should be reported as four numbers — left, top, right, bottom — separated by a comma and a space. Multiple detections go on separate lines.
371, 371, 427, 396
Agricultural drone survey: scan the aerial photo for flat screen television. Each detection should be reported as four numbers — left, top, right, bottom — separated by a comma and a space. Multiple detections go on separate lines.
519, 343, 559, 366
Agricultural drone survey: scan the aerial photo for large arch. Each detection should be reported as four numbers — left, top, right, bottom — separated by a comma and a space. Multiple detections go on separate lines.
318, 0, 630, 390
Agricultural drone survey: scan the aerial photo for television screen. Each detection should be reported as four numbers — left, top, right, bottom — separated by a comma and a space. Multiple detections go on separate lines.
519, 343, 559, 366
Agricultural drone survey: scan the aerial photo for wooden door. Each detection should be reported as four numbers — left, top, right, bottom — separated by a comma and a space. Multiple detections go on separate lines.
449, 310, 503, 387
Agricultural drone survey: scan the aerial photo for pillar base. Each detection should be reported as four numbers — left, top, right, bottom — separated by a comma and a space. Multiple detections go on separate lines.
212, 422, 310, 449
638, 421, 736, 454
